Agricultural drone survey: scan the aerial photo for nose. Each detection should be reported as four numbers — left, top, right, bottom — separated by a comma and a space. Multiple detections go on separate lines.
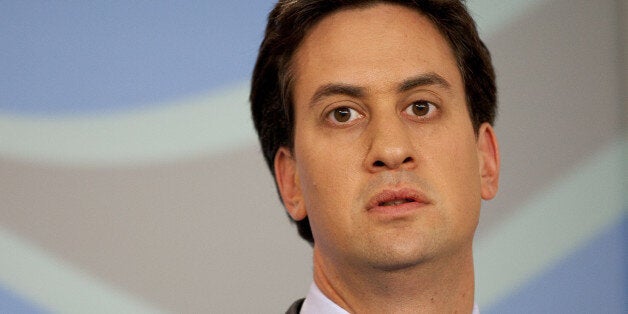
364, 115, 417, 172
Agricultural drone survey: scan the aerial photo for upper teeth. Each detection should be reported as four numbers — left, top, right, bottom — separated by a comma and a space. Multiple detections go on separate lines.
381, 199, 409, 206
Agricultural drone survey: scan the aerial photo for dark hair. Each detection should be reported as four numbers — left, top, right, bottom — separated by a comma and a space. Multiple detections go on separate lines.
250, 0, 496, 245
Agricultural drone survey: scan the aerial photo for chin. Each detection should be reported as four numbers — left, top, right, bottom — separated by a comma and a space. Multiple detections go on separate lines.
364, 241, 436, 272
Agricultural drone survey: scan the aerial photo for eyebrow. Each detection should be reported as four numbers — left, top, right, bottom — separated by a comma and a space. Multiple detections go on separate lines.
310, 83, 365, 106
397, 72, 451, 93
309, 72, 452, 105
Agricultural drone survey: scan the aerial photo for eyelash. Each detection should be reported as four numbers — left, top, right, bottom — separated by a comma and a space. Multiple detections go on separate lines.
324, 100, 438, 125
402, 100, 438, 119
326, 106, 363, 125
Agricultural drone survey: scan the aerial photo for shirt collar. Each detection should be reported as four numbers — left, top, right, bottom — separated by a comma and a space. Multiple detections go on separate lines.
301, 282, 349, 314
300, 282, 480, 314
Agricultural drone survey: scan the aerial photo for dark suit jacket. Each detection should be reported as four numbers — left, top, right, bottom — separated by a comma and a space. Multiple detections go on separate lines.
286, 298, 305, 314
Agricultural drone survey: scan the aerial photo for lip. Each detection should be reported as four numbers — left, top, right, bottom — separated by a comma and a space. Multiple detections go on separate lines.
366, 188, 430, 217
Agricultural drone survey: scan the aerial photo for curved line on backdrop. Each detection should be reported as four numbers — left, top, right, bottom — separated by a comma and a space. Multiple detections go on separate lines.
0, 0, 545, 167
0, 82, 256, 166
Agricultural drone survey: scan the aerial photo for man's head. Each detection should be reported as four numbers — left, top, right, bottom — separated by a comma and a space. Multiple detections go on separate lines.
250, 0, 498, 250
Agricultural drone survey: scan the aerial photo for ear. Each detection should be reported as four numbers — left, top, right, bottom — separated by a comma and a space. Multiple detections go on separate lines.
477, 123, 500, 200
274, 147, 307, 221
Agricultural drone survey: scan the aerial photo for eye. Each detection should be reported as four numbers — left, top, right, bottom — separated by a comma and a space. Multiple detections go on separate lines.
404, 100, 436, 118
327, 106, 362, 124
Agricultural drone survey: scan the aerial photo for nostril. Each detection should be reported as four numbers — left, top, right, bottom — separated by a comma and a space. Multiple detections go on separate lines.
373, 160, 385, 167
403, 157, 413, 163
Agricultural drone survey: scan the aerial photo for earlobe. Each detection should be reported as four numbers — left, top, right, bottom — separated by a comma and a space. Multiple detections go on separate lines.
274, 147, 307, 221
477, 123, 500, 200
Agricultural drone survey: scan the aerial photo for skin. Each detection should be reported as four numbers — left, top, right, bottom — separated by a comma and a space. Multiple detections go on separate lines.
274, 4, 500, 313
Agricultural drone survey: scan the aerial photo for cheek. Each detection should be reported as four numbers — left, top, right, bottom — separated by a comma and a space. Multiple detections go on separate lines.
294, 136, 366, 233
424, 129, 482, 208
294, 123, 365, 200
297, 147, 361, 208
295, 150, 363, 244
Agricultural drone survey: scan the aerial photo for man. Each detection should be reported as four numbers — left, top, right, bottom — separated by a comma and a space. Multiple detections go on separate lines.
250, 0, 500, 313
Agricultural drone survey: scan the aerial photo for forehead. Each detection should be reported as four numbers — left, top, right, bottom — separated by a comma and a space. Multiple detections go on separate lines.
291, 3, 463, 100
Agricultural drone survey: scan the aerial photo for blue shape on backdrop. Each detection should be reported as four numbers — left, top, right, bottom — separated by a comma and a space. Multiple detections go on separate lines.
0, 1, 275, 115
0, 283, 49, 314
486, 212, 628, 314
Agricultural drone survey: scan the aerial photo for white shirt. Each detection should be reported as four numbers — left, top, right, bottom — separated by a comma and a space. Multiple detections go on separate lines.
300, 282, 480, 314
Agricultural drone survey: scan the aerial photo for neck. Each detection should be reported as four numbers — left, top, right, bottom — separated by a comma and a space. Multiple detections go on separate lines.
312, 246, 475, 313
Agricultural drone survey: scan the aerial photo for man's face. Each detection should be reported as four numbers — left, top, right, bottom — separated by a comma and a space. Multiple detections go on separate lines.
275, 4, 499, 270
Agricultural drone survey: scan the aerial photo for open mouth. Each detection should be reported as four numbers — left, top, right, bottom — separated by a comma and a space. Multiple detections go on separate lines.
379, 198, 415, 206
367, 188, 428, 211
